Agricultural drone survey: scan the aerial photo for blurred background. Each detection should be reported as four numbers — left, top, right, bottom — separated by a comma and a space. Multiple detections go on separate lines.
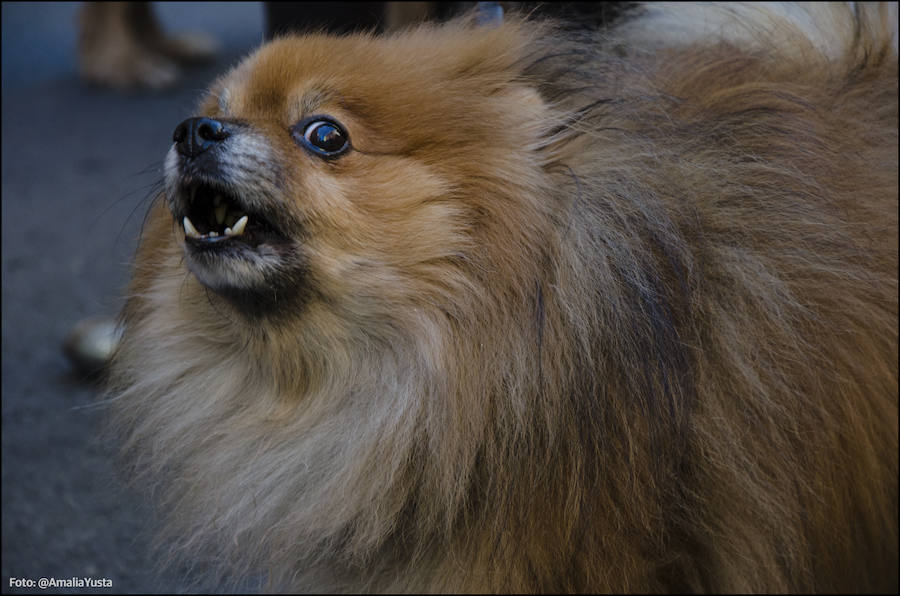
2, 3, 266, 592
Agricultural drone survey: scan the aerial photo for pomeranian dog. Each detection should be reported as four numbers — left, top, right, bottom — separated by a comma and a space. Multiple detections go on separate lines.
108, 3, 898, 592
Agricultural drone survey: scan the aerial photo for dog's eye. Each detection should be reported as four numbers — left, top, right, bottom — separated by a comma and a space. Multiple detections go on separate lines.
292, 117, 350, 158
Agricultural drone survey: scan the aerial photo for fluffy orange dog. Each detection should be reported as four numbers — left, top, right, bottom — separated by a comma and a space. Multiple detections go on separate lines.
109, 3, 898, 592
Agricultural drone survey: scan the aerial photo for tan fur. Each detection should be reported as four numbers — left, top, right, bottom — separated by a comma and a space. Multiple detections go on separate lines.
108, 3, 898, 592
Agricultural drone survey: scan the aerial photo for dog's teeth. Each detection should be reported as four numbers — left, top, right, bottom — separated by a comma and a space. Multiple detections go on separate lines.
183, 216, 200, 238
231, 215, 248, 236
214, 204, 227, 225
224, 226, 233, 236
209, 231, 219, 238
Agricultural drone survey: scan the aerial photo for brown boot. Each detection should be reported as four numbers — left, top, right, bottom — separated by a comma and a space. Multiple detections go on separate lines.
77, 2, 217, 91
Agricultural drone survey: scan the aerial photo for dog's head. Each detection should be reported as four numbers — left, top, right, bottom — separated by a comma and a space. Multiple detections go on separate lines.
163, 21, 553, 323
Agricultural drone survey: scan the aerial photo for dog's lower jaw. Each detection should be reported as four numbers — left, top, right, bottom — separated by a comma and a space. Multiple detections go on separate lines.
183, 242, 311, 320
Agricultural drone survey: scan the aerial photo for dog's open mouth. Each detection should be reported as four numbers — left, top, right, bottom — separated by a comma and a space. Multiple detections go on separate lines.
173, 177, 307, 310
179, 181, 287, 250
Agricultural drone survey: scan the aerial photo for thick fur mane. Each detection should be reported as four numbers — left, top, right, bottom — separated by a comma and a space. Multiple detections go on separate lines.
108, 3, 898, 592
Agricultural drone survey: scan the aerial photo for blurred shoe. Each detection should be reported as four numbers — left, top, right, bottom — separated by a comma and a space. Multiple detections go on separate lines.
78, 2, 218, 91
64, 316, 124, 376
151, 31, 219, 65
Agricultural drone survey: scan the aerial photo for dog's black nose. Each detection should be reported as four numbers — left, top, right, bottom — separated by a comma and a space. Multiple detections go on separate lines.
173, 117, 229, 157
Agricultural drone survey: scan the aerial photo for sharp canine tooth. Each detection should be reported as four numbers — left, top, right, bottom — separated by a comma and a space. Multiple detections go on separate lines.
215, 204, 227, 225
183, 216, 200, 238
231, 215, 248, 236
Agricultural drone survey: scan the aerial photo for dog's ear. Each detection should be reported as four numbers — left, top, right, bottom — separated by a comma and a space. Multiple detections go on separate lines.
475, 1, 504, 27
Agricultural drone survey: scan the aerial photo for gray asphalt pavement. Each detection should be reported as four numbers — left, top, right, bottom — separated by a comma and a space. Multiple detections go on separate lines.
2, 3, 265, 593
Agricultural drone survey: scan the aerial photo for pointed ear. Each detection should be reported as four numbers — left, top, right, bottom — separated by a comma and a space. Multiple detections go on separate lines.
475, 2, 504, 27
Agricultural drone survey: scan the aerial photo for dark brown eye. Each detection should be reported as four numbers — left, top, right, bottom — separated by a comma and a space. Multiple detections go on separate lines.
292, 117, 350, 158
